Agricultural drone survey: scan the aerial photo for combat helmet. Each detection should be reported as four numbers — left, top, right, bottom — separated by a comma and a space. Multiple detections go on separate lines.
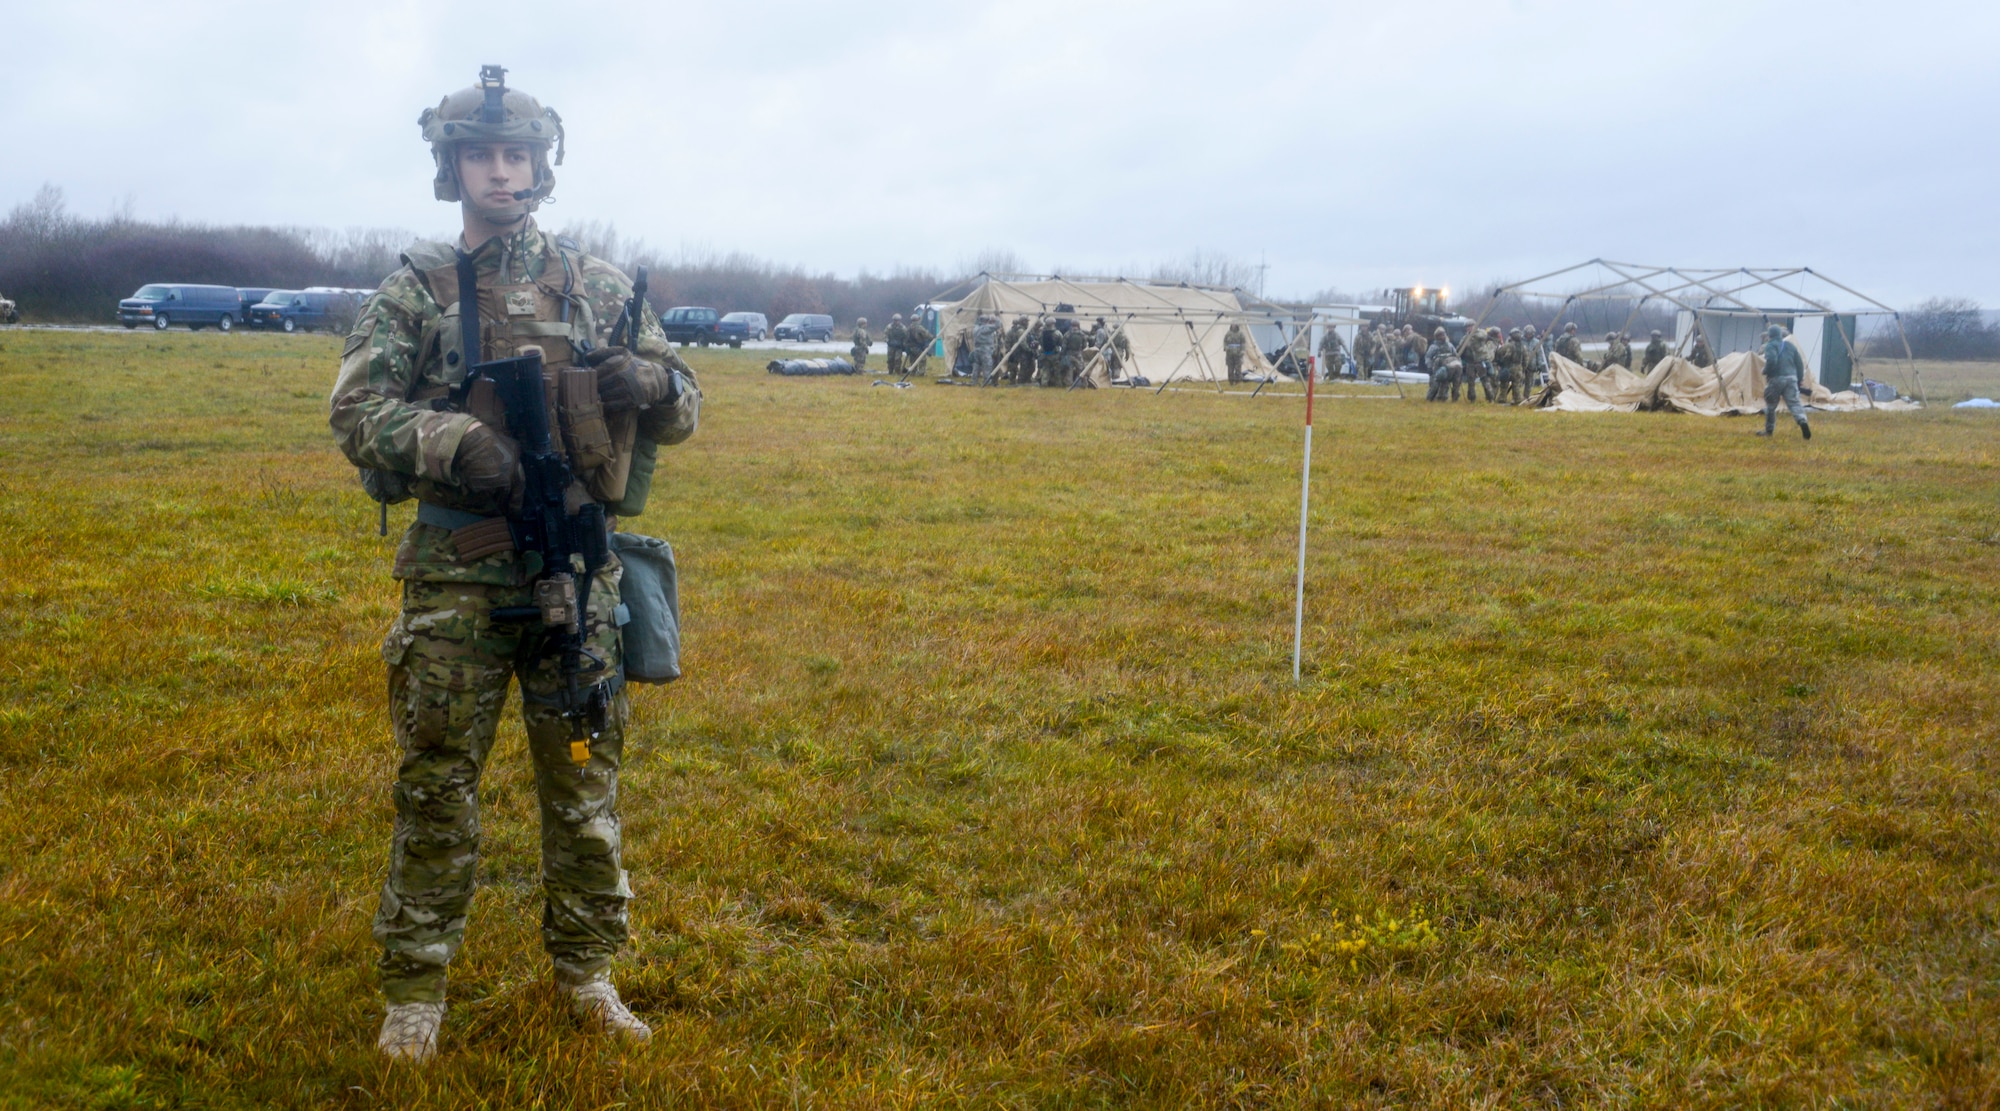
892, 313, 904, 322
420, 65, 566, 209
857, 317, 868, 325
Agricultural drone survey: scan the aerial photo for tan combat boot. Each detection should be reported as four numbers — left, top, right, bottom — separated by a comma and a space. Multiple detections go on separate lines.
564, 977, 652, 1043
377, 1001, 445, 1062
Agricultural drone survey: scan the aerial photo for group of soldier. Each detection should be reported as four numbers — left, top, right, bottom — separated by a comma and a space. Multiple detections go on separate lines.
849, 312, 936, 378
1340, 319, 1717, 404
923, 313, 1136, 387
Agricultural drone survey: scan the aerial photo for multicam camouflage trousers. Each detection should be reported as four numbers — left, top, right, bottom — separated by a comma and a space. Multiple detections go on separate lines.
851, 345, 869, 373
372, 569, 631, 1005
973, 347, 995, 384
887, 349, 905, 377
1038, 352, 1064, 387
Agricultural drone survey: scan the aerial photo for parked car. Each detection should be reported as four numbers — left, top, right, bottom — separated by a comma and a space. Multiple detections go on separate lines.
660, 306, 722, 346
118, 284, 244, 331
721, 311, 768, 341
236, 288, 275, 319
774, 313, 835, 342
0, 294, 17, 324
248, 288, 360, 333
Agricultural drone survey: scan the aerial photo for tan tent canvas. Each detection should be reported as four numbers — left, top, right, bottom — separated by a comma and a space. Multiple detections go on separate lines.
1542, 343, 1919, 415
933, 277, 1276, 383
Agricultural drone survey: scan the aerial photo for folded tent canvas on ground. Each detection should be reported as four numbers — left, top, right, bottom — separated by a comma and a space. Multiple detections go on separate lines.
1481, 260, 1925, 412
928, 275, 1281, 383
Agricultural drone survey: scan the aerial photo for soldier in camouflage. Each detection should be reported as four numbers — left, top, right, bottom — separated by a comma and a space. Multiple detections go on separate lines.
1522, 324, 1548, 393
1757, 324, 1812, 440
1097, 317, 1130, 381
1690, 332, 1714, 368
1606, 331, 1633, 370
329, 66, 701, 1063
883, 313, 908, 378
1004, 315, 1032, 383
1318, 325, 1348, 380
904, 313, 934, 377
1036, 317, 1064, 386
1223, 322, 1249, 383
1642, 329, 1668, 373
1554, 322, 1584, 365
1424, 327, 1459, 402
972, 315, 999, 385
850, 317, 871, 373
1062, 319, 1089, 385
1457, 326, 1496, 402
1494, 328, 1526, 404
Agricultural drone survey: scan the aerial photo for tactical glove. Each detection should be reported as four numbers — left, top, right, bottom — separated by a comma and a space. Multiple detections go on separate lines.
454, 422, 522, 501
585, 346, 679, 413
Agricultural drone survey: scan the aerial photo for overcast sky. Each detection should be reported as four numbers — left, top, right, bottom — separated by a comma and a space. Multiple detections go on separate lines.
5, 0, 1994, 304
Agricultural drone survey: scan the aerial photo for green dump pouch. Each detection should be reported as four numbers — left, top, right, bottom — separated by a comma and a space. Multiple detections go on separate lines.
610, 532, 680, 684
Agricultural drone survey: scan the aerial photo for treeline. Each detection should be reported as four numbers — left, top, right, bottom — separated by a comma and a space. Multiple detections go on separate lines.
1864, 297, 2000, 360
0, 189, 954, 329
0, 187, 407, 322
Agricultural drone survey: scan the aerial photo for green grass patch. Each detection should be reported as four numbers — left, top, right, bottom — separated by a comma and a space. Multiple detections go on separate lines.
0, 330, 1995, 1105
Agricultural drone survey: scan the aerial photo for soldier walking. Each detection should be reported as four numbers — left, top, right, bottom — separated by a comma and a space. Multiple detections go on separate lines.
1317, 325, 1348, 380
1757, 324, 1812, 440
330, 65, 701, 1061
850, 317, 871, 373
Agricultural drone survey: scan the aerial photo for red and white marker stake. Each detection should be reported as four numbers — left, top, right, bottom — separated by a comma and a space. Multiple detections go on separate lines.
1292, 352, 1316, 682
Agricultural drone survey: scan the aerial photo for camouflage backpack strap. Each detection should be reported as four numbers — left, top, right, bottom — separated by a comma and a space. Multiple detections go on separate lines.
546, 234, 599, 351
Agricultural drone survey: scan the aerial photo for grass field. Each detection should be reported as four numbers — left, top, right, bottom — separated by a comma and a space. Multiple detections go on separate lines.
1, 330, 1996, 1108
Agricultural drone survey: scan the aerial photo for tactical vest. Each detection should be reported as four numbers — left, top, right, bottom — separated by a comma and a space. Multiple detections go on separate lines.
400, 236, 652, 517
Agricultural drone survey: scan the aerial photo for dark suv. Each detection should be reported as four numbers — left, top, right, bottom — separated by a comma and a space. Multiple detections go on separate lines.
119, 284, 245, 331
774, 313, 835, 342
660, 306, 722, 346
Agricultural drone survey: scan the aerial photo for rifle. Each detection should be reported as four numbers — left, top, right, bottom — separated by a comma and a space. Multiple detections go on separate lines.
609, 265, 648, 351
455, 249, 616, 773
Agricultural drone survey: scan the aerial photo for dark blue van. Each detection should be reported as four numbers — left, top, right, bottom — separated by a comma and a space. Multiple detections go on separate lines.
237, 288, 275, 320
118, 284, 244, 331
248, 288, 360, 333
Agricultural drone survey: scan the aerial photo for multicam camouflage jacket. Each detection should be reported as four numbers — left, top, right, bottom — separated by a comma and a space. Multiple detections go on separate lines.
328, 219, 700, 584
